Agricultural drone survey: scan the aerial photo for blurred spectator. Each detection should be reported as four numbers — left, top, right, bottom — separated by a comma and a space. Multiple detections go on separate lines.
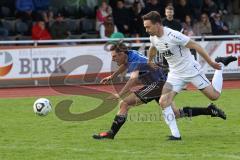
0, 19, 9, 40
50, 1, 91, 18
42, 10, 54, 27
224, 13, 240, 34
99, 15, 118, 39
202, 0, 218, 16
124, 0, 145, 8
174, 0, 192, 22
210, 12, 229, 35
112, 0, 131, 36
32, 16, 51, 40
193, 13, 212, 35
142, 0, 165, 17
214, 0, 228, 14
162, 5, 182, 68
108, 0, 118, 10
162, 5, 182, 31
129, 1, 146, 37
232, 0, 240, 14
50, 12, 70, 39
87, 0, 98, 10
189, 0, 204, 19
33, 0, 50, 11
182, 15, 195, 36
96, 1, 112, 31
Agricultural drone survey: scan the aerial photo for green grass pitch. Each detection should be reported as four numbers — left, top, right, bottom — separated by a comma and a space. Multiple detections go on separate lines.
0, 89, 240, 160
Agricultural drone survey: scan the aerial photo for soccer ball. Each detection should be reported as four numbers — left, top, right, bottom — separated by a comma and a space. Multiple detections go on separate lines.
33, 98, 52, 116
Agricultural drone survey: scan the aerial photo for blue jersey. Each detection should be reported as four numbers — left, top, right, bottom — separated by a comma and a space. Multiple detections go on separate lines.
127, 50, 147, 73
126, 50, 167, 85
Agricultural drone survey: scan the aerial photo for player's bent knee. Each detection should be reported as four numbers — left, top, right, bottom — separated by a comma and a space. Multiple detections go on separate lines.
159, 97, 168, 108
119, 100, 130, 111
209, 96, 219, 101
208, 94, 220, 101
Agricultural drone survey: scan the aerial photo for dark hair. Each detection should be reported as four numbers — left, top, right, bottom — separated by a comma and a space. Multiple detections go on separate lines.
109, 40, 129, 54
165, 5, 174, 10
142, 11, 162, 24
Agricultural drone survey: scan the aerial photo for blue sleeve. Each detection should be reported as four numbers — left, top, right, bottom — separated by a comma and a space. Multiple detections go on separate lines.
127, 50, 147, 73
127, 62, 140, 73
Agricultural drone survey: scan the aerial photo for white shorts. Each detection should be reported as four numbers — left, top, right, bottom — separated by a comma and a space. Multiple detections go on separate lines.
166, 73, 211, 93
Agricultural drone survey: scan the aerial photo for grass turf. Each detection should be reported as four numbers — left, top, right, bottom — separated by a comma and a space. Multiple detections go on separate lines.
0, 89, 240, 160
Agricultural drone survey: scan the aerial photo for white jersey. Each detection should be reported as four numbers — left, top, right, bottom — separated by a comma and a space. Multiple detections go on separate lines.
150, 27, 202, 77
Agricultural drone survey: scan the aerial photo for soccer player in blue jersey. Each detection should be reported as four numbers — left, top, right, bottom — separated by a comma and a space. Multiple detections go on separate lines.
92, 41, 226, 140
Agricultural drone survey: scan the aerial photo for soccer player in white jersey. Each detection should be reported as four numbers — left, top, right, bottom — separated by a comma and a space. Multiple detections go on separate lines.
142, 11, 237, 140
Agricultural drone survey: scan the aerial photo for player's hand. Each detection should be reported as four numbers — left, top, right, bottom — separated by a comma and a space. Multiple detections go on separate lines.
210, 61, 222, 70
100, 76, 113, 84
106, 94, 120, 100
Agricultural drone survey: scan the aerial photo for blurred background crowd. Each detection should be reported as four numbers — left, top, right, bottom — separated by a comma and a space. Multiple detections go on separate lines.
0, 0, 239, 41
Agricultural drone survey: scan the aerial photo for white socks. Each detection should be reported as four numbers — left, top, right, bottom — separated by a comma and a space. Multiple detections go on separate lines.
212, 64, 224, 93
163, 106, 181, 138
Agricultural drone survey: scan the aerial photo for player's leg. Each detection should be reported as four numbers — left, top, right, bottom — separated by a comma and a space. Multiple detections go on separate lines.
200, 56, 237, 100
93, 81, 164, 140
135, 79, 182, 139
117, 93, 143, 115
171, 101, 226, 120
161, 76, 226, 120
109, 93, 143, 137
179, 103, 226, 120
211, 55, 237, 93
171, 102, 181, 118
159, 78, 184, 140
93, 93, 143, 140
190, 73, 220, 100
94, 81, 165, 139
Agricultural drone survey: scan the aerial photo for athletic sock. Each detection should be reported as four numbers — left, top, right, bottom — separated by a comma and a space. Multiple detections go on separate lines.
163, 106, 181, 138
110, 115, 127, 136
212, 63, 224, 93
181, 107, 211, 117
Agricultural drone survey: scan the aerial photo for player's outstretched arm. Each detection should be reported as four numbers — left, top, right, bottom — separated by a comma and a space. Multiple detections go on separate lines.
100, 64, 128, 84
107, 70, 139, 100
147, 46, 159, 69
118, 70, 139, 96
147, 46, 157, 63
185, 40, 221, 70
